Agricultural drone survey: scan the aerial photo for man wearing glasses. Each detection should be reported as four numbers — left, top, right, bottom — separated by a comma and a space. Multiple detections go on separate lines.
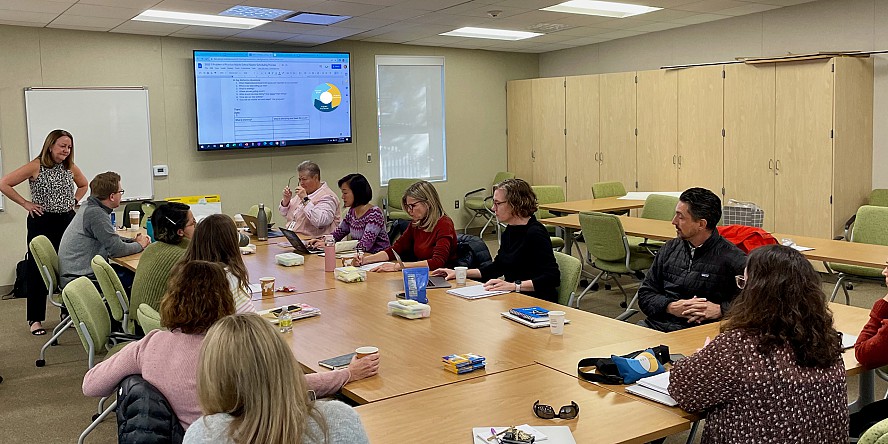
59, 171, 150, 288
637, 187, 746, 332
279, 160, 340, 237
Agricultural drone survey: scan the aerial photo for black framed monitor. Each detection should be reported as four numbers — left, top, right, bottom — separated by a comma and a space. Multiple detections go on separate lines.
193, 50, 352, 151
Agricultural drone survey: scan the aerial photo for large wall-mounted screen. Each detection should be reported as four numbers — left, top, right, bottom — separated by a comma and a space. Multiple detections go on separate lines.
193, 50, 351, 151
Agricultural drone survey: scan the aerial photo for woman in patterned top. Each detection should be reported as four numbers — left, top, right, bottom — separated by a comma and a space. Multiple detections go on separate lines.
669, 245, 847, 443
0, 129, 88, 335
307, 173, 389, 254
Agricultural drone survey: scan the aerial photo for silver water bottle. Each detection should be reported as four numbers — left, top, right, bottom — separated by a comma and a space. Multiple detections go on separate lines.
257, 203, 268, 241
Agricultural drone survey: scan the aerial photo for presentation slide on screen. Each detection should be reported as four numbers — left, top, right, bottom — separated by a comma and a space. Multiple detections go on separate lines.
194, 52, 351, 149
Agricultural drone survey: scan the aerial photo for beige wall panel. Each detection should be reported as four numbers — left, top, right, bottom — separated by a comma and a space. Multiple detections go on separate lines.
677, 65, 724, 194
636, 69, 677, 191
667, 14, 763, 69
774, 60, 834, 238
833, 57, 874, 236
565, 75, 599, 200
723, 63, 777, 232
0, 25, 538, 286
531, 77, 566, 187
761, 0, 875, 56
507, 80, 534, 184
598, 72, 636, 192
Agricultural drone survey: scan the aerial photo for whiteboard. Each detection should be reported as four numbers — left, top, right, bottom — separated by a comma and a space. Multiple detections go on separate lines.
25, 87, 154, 202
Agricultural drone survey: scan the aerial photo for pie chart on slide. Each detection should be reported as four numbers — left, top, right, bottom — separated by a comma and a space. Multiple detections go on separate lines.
313, 83, 342, 112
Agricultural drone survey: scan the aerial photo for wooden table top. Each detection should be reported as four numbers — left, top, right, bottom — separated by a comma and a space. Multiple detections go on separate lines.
535, 302, 870, 418
264, 281, 663, 404
355, 364, 690, 444
539, 197, 646, 215
544, 214, 888, 268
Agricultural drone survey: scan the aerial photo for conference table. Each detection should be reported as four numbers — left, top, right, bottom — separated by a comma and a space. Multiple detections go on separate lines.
538, 197, 646, 253
544, 213, 888, 269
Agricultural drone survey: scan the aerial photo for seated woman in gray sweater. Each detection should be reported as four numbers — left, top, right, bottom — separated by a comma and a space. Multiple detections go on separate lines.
184, 314, 369, 444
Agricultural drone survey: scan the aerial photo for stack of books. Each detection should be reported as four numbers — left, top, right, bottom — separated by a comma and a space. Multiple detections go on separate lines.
509, 306, 550, 323
442, 353, 486, 374
258, 303, 321, 324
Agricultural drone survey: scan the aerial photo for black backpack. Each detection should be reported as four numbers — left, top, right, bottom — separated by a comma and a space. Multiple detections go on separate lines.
3, 253, 28, 300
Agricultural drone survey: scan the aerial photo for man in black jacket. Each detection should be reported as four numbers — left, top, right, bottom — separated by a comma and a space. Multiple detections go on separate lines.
637, 188, 746, 332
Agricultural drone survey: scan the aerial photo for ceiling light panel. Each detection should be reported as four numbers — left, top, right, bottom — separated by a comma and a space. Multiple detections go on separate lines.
440, 26, 543, 41
285, 13, 352, 25
219, 6, 294, 20
132, 10, 267, 29
542, 1, 661, 18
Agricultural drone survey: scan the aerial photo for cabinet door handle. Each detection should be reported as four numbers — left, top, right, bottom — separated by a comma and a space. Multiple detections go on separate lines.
599, 152, 604, 163
594, 152, 599, 162
768, 159, 773, 170
775, 159, 780, 176
672, 155, 676, 165
678, 155, 682, 166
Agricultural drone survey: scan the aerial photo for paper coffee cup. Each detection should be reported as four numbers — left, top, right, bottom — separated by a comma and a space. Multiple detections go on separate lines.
129, 211, 140, 227
454, 267, 468, 285
548, 311, 566, 335
259, 277, 275, 298
355, 346, 379, 359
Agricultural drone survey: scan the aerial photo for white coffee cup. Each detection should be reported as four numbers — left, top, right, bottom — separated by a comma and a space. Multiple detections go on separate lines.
454, 266, 468, 285
355, 346, 379, 359
129, 211, 140, 229
548, 311, 566, 335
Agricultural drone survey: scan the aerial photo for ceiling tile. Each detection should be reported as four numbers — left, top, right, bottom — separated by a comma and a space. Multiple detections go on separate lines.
638, 8, 701, 21
587, 17, 658, 29
406, 35, 469, 45
0, 0, 71, 14
490, 0, 562, 8
549, 25, 611, 36
361, 6, 427, 20
49, 13, 126, 29
459, 5, 530, 18
751, 0, 816, 5
405, 0, 480, 11
410, 12, 488, 27
151, 0, 231, 14
280, 33, 340, 43
79, 0, 160, 8
333, 15, 399, 29
561, 35, 611, 46
528, 32, 577, 43
65, 4, 143, 19
675, 0, 748, 13
0, 18, 51, 27
630, 21, 684, 32
716, 2, 781, 15
169, 24, 241, 36
437, 0, 507, 15
670, 12, 731, 24
111, 20, 186, 35
338, 0, 403, 5
239, 0, 324, 10
230, 29, 292, 40
0, 10, 58, 25
304, 1, 385, 16
594, 29, 645, 39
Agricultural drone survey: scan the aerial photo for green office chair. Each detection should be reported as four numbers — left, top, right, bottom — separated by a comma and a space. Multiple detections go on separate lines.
554, 251, 582, 307
531, 185, 566, 251
828, 205, 888, 304
383, 178, 421, 227
140, 201, 156, 228
858, 417, 888, 443
463, 171, 515, 237
839, 189, 888, 241
91, 255, 133, 334
137, 304, 163, 334
638, 194, 679, 252
248, 204, 273, 222
574, 212, 654, 318
30, 235, 72, 368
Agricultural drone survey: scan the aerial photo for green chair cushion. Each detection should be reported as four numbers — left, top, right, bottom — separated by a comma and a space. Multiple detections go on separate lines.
550, 237, 565, 249
593, 252, 654, 274
641, 195, 679, 221
591, 182, 627, 199
465, 197, 491, 211
859, 417, 888, 444
830, 263, 884, 278
554, 251, 582, 306
388, 210, 411, 221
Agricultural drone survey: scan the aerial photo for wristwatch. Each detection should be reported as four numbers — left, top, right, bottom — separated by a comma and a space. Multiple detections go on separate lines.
514, 280, 521, 292
302, 196, 310, 205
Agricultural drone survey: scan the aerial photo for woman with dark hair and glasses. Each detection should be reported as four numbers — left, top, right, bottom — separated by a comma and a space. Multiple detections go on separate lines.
307, 173, 389, 254
130, 202, 194, 318
433, 178, 560, 302
669, 245, 847, 443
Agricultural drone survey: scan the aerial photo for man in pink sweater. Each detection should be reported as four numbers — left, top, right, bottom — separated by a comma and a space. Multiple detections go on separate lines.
279, 161, 341, 237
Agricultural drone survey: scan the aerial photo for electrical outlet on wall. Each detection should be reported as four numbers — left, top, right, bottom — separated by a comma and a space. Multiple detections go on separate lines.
454, 200, 459, 209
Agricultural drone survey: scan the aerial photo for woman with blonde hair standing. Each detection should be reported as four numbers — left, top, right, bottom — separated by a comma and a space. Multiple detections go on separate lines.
185, 314, 369, 444
0, 129, 88, 335
359, 180, 457, 272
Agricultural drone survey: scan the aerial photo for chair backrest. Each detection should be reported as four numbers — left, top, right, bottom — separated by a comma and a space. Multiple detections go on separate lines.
869, 189, 888, 207
386, 178, 421, 211
29, 235, 59, 294
248, 204, 273, 221
578, 211, 628, 263
137, 304, 163, 333
641, 194, 679, 221
532, 185, 565, 220
62, 277, 112, 363
553, 251, 582, 306
140, 201, 157, 228
491, 172, 516, 188
850, 205, 888, 245
90, 255, 128, 323
591, 182, 627, 199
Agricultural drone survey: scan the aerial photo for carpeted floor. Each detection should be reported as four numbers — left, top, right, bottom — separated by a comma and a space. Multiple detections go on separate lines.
0, 237, 884, 443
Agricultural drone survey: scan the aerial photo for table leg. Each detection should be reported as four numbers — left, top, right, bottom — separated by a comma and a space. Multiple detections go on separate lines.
848, 369, 875, 414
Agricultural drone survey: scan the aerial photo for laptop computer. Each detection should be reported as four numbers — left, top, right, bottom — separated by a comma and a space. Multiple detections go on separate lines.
392, 250, 451, 289
240, 214, 283, 238
280, 228, 323, 255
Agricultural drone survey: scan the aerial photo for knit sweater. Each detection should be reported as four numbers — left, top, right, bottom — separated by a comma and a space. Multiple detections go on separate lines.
130, 239, 189, 312
855, 298, 888, 369
59, 196, 143, 287
184, 401, 369, 444
83, 330, 352, 429
329, 206, 390, 253
385, 216, 458, 270
478, 216, 560, 302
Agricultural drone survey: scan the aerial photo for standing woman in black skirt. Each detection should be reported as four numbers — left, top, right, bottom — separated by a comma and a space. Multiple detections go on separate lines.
0, 130, 87, 335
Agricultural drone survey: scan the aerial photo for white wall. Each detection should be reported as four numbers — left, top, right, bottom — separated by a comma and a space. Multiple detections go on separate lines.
539, 0, 888, 190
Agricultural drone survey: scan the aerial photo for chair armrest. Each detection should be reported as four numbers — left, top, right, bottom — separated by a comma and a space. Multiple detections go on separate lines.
464, 188, 485, 199
483, 195, 495, 215
837, 214, 856, 241
109, 332, 141, 342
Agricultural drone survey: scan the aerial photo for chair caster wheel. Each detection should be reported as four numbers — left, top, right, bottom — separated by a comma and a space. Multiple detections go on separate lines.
36, 360, 45, 367
591, 283, 599, 292
0, 376, 4, 383
579, 279, 588, 287
845, 282, 854, 290
50, 340, 59, 346
605, 284, 612, 291
92, 413, 100, 421
620, 302, 628, 308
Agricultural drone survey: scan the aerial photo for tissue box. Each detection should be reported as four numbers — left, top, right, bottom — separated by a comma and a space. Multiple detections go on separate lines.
334, 266, 366, 283
387, 299, 431, 319
275, 252, 304, 267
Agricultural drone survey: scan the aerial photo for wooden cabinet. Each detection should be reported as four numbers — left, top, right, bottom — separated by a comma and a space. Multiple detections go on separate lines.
598, 72, 636, 194
565, 75, 600, 201
506, 79, 534, 183
677, 65, 724, 193
531, 77, 566, 187
636, 69, 677, 191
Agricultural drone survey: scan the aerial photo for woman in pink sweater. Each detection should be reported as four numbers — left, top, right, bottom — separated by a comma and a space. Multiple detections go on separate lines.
82, 261, 379, 429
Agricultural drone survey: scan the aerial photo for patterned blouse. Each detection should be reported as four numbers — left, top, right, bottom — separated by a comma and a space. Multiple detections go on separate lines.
329, 206, 390, 253
669, 328, 848, 443
29, 163, 75, 213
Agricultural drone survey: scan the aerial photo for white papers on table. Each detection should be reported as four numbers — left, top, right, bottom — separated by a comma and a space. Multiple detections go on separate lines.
500, 312, 572, 329
840, 332, 858, 349
618, 191, 682, 200
359, 262, 393, 271
248, 283, 262, 294
626, 372, 677, 407
790, 244, 814, 252
446, 285, 510, 300
473, 425, 577, 444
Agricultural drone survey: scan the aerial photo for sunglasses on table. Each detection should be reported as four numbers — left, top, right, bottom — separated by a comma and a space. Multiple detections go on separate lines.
533, 400, 579, 420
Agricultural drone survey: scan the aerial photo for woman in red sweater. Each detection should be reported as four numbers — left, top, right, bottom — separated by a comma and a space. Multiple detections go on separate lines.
360, 180, 457, 272
850, 264, 888, 436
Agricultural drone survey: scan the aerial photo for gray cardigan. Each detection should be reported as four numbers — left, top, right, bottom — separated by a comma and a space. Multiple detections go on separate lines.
183, 400, 369, 444
59, 196, 142, 287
